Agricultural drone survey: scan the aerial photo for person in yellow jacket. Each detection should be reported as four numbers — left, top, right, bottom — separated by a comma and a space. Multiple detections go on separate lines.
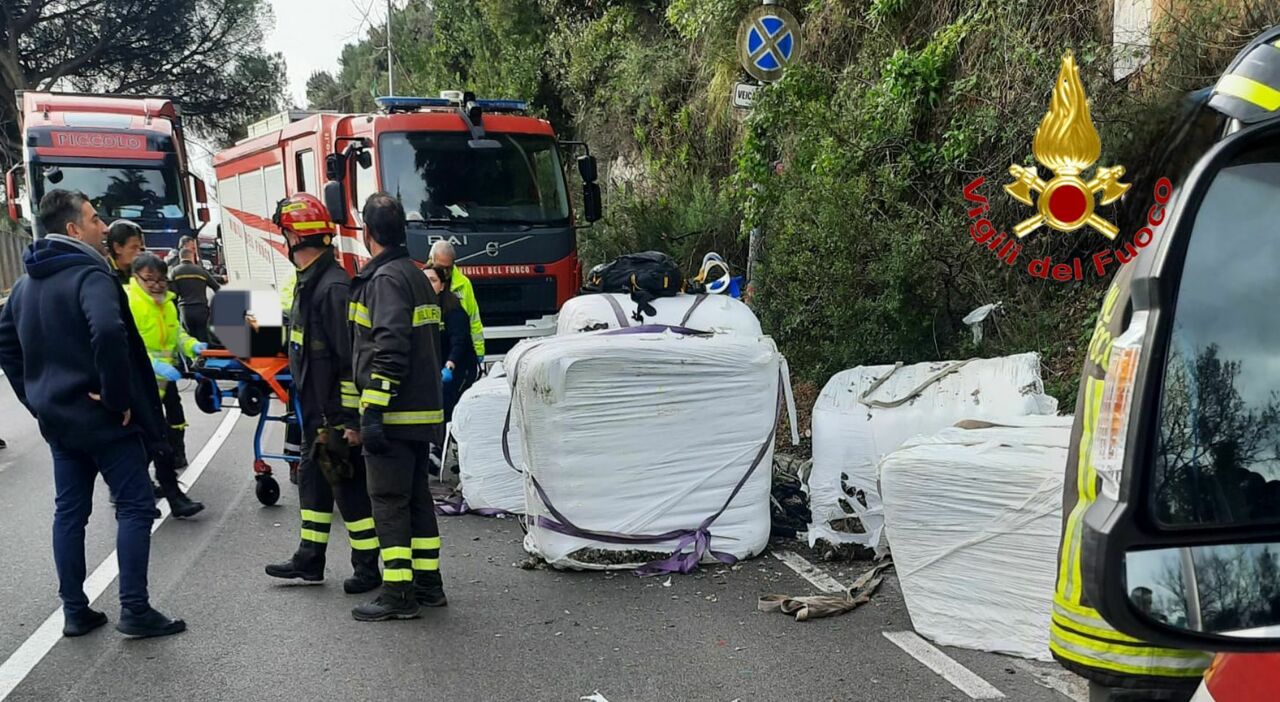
126, 253, 206, 518
428, 241, 484, 362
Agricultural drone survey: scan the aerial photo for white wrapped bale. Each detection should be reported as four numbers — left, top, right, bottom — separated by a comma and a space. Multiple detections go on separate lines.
879, 417, 1071, 661
508, 329, 779, 571
556, 293, 762, 336
808, 353, 1058, 553
452, 374, 525, 514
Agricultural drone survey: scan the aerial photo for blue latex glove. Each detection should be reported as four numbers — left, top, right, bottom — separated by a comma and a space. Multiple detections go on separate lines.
153, 360, 182, 382
442, 366, 453, 383
192, 342, 209, 354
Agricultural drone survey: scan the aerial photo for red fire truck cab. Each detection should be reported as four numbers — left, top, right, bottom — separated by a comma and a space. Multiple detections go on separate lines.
211, 93, 602, 358
5, 91, 211, 250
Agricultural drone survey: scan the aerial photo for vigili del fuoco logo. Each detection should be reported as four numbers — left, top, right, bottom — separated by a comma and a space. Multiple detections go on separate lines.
962, 51, 1172, 282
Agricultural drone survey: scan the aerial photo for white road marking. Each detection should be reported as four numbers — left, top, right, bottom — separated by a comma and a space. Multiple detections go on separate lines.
771, 550, 846, 593
883, 631, 1007, 700
1013, 660, 1089, 702
0, 409, 241, 701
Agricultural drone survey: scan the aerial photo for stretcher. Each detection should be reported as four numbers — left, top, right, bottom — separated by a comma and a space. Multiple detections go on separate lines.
190, 348, 303, 506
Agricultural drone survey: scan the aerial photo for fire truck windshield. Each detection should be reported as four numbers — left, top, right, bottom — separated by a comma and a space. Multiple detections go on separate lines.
380, 132, 570, 225
38, 165, 185, 222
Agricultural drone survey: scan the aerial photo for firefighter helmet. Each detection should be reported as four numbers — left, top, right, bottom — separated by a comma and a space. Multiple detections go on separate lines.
1208, 25, 1280, 125
272, 193, 334, 246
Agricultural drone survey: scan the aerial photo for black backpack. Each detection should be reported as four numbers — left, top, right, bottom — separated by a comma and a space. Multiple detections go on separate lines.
582, 251, 684, 321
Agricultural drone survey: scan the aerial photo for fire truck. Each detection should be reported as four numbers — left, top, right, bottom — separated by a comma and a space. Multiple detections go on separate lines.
4, 91, 212, 250
211, 93, 602, 357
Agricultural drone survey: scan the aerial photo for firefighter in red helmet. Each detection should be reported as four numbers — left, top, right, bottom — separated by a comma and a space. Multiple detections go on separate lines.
265, 193, 380, 594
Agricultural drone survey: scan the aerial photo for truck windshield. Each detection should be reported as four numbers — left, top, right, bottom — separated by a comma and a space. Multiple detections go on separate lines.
1152, 143, 1280, 528
38, 165, 185, 222
379, 132, 570, 225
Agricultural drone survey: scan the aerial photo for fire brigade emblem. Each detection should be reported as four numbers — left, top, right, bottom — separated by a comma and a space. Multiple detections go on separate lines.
1005, 52, 1129, 240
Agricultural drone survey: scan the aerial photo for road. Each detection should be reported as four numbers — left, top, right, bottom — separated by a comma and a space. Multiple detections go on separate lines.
0, 381, 1089, 702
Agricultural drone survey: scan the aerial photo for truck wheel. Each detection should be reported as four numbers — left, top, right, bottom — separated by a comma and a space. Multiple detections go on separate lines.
238, 383, 266, 417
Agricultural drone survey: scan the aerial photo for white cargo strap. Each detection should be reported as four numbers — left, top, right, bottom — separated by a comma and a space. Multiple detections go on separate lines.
781, 356, 799, 446
857, 359, 974, 409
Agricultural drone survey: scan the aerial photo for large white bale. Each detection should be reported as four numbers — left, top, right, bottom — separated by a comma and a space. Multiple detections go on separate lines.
508, 329, 779, 570
452, 374, 525, 514
808, 353, 1058, 553
880, 417, 1071, 660
556, 293, 762, 336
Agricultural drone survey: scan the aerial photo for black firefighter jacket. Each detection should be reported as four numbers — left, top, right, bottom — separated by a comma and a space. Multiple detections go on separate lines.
289, 249, 358, 433
349, 246, 443, 443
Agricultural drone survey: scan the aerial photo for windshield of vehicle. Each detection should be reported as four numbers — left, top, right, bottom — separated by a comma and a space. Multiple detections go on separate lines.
38, 165, 185, 221
379, 132, 570, 225
1152, 142, 1280, 528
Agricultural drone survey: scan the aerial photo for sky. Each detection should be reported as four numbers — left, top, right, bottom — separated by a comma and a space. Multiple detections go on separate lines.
266, 0, 388, 107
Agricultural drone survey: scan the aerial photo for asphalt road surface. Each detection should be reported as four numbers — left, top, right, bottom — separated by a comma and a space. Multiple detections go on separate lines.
0, 381, 1091, 702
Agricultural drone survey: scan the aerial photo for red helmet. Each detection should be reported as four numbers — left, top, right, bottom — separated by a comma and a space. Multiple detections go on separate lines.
272, 193, 334, 243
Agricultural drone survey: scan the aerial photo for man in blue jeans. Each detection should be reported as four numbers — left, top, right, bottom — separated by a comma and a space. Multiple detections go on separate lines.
0, 189, 185, 638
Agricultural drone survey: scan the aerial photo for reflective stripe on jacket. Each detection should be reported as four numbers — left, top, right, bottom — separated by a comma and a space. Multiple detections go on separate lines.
451, 267, 484, 357
126, 279, 198, 393
350, 246, 444, 442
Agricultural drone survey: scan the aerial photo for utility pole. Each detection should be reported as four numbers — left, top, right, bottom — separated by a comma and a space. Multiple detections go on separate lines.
386, 0, 394, 95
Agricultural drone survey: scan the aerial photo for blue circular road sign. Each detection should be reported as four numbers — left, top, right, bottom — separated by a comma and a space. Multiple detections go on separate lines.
738, 5, 801, 83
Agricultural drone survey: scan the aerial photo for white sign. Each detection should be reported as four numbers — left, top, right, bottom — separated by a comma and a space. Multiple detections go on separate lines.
733, 82, 760, 109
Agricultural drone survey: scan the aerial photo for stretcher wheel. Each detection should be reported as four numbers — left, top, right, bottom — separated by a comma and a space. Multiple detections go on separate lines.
255, 475, 280, 506
194, 379, 220, 414
238, 383, 266, 417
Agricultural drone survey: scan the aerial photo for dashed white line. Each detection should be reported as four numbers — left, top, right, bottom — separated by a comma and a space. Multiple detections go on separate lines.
771, 550, 845, 593
883, 631, 1007, 699
0, 409, 241, 701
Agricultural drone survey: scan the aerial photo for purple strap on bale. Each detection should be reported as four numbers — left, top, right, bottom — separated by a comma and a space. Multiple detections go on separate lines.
434, 494, 511, 518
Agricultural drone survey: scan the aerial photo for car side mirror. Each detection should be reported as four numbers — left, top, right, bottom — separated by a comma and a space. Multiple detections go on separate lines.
1084, 114, 1280, 653
324, 180, 348, 226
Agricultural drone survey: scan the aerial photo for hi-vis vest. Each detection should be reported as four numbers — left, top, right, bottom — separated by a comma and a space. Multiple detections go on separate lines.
1051, 262, 1211, 686
126, 279, 199, 398
450, 267, 485, 358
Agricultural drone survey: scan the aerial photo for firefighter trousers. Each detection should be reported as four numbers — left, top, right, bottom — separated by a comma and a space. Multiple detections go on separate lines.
364, 438, 441, 587
294, 426, 379, 575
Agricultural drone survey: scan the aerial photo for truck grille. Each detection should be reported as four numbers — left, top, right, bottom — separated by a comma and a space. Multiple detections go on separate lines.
472, 277, 558, 327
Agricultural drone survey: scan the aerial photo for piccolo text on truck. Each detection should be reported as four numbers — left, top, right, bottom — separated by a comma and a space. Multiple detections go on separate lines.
5, 91, 213, 249
211, 93, 603, 357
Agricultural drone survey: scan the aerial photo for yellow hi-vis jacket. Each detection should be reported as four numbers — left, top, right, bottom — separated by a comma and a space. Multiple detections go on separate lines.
1052, 264, 1210, 688
126, 279, 200, 398
280, 272, 298, 314
451, 267, 485, 358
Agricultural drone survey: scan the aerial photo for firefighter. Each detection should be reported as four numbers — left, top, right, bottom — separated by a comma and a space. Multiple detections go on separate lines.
264, 193, 380, 595
168, 243, 220, 343
428, 240, 484, 364
350, 192, 447, 621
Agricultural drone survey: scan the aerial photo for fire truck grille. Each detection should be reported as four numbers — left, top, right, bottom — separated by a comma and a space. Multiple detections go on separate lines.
472, 276, 558, 327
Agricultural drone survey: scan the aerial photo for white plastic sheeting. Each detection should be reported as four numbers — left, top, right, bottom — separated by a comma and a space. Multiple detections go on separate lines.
880, 417, 1071, 660
556, 293, 763, 336
451, 373, 526, 514
808, 353, 1058, 553
507, 329, 780, 570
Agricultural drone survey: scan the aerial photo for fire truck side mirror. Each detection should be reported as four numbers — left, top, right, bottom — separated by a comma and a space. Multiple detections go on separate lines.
582, 182, 602, 224
5, 165, 23, 222
325, 153, 345, 182
323, 180, 348, 226
577, 155, 598, 183
193, 176, 210, 223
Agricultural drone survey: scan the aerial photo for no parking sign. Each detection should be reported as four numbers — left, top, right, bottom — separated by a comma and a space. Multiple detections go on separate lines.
737, 4, 801, 83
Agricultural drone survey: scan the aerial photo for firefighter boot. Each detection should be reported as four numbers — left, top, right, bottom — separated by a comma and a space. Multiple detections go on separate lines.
157, 472, 204, 519
265, 544, 325, 583
352, 583, 420, 622
413, 570, 448, 607
344, 550, 381, 594
168, 426, 189, 471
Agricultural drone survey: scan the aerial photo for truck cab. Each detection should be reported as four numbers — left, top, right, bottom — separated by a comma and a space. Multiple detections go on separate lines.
5, 91, 210, 250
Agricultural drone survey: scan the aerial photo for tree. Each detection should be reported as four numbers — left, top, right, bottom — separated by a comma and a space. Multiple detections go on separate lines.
0, 0, 288, 164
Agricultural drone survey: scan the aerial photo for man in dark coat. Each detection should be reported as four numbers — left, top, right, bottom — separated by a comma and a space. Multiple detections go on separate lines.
0, 189, 186, 639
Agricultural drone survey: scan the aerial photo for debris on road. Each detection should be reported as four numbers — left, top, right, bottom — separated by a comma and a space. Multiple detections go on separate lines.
758, 561, 893, 622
